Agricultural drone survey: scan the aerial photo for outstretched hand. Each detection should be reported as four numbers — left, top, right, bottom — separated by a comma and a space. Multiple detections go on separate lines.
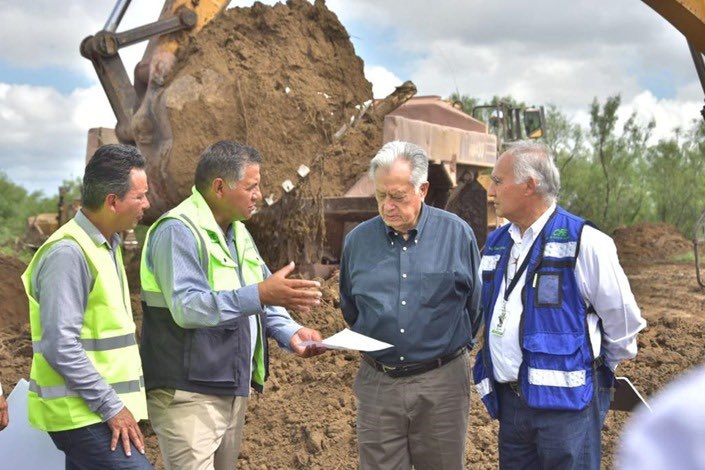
258, 262, 322, 313
290, 327, 328, 358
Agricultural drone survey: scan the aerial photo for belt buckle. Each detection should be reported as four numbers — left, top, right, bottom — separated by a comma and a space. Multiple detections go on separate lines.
509, 382, 521, 396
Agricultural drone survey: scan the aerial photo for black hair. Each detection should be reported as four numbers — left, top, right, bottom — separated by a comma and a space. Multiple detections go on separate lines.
81, 144, 146, 210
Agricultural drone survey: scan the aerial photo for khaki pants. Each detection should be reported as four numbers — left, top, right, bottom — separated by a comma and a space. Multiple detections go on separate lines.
353, 350, 471, 470
147, 388, 248, 470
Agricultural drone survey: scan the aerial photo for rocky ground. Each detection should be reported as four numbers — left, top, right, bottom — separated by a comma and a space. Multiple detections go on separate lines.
1, 222, 704, 469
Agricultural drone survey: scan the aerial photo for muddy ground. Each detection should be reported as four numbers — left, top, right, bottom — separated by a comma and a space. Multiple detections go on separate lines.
1, 222, 704, 469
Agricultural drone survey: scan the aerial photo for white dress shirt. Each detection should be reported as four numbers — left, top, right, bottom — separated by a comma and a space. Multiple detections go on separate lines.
489, 203, 647, 383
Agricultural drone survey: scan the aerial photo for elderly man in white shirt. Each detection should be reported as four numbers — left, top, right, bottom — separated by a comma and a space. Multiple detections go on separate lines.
473, 141, 646, 470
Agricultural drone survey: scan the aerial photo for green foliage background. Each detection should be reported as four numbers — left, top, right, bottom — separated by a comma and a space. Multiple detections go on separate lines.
452, 93, 705, 236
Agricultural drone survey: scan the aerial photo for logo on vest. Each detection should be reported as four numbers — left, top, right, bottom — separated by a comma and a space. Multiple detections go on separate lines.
549, 228, 569, 241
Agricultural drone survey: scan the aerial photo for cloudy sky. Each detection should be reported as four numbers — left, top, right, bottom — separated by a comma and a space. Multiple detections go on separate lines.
0, 0, 702, 194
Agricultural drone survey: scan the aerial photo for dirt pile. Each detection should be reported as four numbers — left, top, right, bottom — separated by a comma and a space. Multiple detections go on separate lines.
143, 0, 385, 268
145, 0, 377, 217
0, 254, 29, 330
613, 222, 692, 263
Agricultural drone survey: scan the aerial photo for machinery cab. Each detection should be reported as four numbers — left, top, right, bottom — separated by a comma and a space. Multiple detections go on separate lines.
472, 103, 546, 150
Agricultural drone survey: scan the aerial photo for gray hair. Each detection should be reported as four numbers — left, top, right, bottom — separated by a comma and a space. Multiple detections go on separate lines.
195, 140, 263, 193
503, 141, 560, 203
368, 141, 429, 191
81, 144, 146, 211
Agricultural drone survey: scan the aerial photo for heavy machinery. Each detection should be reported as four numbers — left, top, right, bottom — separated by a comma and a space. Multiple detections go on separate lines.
472, 103, 546, 150
78, 0, 705, 280
79, 0, 511, 273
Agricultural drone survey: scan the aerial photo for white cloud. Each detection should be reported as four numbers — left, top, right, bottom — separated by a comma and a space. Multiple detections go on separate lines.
365, 65, 404, 99
0, 83, 100, 194
623, 91, 702, 141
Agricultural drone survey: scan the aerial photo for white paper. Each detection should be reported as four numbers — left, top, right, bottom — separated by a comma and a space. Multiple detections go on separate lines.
0, 379, 64, 469
301, 328, 394, 352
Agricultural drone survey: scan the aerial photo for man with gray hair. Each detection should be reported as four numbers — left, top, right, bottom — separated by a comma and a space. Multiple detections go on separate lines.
140, 140, 326, 469
473, 142, 646, 469
339, 140, 482, 469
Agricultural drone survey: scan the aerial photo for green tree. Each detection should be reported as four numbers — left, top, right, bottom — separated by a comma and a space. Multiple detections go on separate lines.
0, 172, 57, 243
646, 119, 705, 235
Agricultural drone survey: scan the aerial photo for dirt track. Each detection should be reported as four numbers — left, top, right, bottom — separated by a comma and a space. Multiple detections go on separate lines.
1, 223, 704, 469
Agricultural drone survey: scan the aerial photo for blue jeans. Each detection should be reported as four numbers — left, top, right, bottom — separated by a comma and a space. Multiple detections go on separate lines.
49, 422, 153, 470
497, 366, 613, 470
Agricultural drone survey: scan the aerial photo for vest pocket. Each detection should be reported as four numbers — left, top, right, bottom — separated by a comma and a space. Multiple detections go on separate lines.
521, 333, 592, 410
184, 327, 240, 385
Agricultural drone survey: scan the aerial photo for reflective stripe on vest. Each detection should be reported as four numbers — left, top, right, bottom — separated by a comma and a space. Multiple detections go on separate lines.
29, 377, 145, 399
23, 218, 147, 432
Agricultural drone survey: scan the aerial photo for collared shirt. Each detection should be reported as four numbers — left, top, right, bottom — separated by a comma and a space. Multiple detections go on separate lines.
31, 210, 124, 421
145, 219, 301, 369
340, 203, 482, 364
489, 202, 647, 382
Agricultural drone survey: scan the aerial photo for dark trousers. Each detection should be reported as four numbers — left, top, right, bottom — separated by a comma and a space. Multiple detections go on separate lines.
49, 422, 153, 470
497, 366, 613, 470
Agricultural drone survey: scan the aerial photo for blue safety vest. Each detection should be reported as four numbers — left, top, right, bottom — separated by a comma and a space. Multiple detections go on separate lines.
473, 207, 598, 418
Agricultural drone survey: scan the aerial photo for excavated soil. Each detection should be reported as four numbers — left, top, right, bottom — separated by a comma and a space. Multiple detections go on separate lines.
143, 0, 377, 218
142, 0, 382, 268
1, 223, 704, 469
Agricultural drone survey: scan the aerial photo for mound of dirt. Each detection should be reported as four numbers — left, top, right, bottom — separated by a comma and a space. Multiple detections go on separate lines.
143, 0, 376, 220
613, 222, 692, 263
136, 0, 385, 268
0, 254, 28, 329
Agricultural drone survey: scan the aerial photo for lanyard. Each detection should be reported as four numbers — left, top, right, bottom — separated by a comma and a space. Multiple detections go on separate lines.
502, 233, 542, 301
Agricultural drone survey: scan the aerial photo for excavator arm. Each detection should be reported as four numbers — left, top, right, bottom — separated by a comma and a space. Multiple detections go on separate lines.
641, 0, 705, 53
641, 0, 705, 120
80, 0, 230, 143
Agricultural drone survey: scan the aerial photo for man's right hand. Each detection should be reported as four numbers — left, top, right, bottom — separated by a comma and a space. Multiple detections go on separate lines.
106, 406, 146, 457
258, 262, 322, 312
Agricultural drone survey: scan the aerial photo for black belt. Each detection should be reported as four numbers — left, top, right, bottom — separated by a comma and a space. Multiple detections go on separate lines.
361, 347, 466, 378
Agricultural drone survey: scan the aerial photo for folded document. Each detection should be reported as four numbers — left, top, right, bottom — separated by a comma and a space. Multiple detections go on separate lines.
300, 328, 394, 352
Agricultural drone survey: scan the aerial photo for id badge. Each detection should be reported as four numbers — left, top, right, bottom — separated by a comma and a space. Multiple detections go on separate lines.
491, 301, 507, 337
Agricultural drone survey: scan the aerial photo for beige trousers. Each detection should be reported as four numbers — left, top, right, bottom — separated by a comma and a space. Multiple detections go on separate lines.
147, 388, 248, 470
